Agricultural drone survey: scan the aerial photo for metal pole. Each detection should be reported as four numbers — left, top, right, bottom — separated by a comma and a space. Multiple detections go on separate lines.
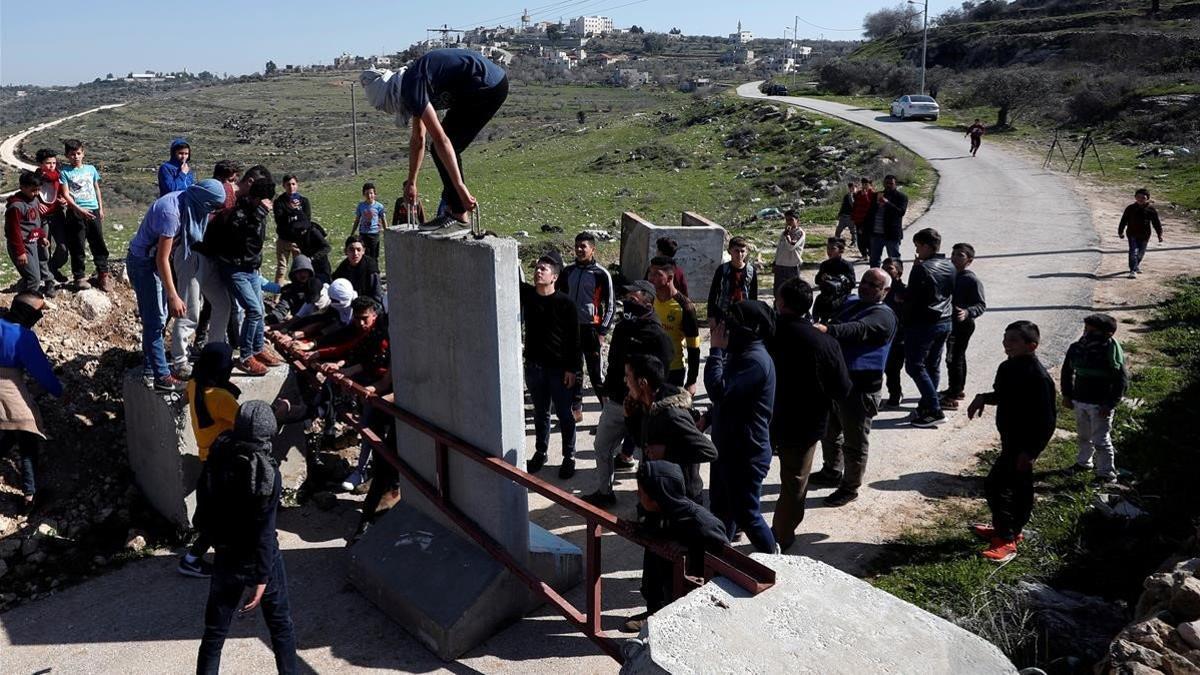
792, 15, 799, 89
920, 0, 929, 94
350, 81, 359, 176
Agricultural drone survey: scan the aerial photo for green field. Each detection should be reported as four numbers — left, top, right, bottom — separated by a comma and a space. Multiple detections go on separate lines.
13, 74, 933, 281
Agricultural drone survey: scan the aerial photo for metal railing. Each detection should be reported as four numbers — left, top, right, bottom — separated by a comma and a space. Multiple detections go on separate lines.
268, 328, 775, 662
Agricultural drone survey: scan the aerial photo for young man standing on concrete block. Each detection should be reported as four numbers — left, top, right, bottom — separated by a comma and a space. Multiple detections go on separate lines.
520, 251, 582, 479
557, 231, 614, 422
704, 300, 778, 553
769, 279, 852, 549
582, 282, 673, 508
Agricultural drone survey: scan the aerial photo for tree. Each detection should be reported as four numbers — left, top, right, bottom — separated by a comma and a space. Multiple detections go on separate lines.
265, 60, 277, 75
862, 4, 920, 40
669, 27, 682, 35
546, 23, 562, 40
642, 33, 668, 53
963, 66, 1047, 128
105, 72, 114, 79
198, 71, 214, 80
629, 25, 645, 34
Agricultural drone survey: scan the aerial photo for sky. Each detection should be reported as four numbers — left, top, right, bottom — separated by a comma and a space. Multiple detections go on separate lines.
0, 0, 961, 86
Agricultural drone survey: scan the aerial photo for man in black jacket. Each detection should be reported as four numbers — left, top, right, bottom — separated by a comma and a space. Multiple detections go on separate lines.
205, 165, 283, 376
768, 279, 852, 548
811, 269, 897, 506
866, 174, 908, 268
904, 227, 956, 427
271, 175, 311, 284
194, 400, 296, 674
942, 243, 987, 409
967, 321, 1057, 563
623, 353, 717, 501
582, 281, 674, 508
521, 251, 582, 479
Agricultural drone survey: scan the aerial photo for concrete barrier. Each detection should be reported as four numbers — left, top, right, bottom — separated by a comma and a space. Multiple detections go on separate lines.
349, 229, 580, 660
621, 553, 1018, 674
619, 211, 727, 293
122, 367, 308, 528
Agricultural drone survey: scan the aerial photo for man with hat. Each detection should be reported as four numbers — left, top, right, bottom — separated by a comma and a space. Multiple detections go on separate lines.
519, 250, 582, 479
582, 280, 674, 507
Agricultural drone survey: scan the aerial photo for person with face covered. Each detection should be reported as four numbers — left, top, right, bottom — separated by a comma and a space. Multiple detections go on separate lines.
157, 138, 194, 197
0, 293, 62, 510
581, 281, 674, 508
704, 299, 778, 553
622, 460, 728, 633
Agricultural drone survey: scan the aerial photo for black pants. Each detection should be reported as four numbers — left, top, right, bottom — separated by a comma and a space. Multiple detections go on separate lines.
46, 211, 70, 279
526, 362, 576, 458
885, 338, 906, 399
64, 208, 109, 278
946, 319, 975, 397
431, 77, 509, 216
1, 431, 39, 495
359, 231, 380, 260
855, 225, 870, 258
197, 551, 297, 674
986, 445, 1035, 541
573, 325, 604, 408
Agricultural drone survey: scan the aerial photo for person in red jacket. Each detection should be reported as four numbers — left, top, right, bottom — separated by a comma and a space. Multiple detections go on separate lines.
33, 149, 68, 289
850, 177, 875, 259
5, 172, 52, 295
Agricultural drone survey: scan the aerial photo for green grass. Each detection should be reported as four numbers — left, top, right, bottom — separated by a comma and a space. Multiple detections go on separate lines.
869, 277, 1200, 667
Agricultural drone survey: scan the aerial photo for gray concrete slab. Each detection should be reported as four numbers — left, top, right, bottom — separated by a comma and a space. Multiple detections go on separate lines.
122, 367, 307, 528
619, 211, 726, 288
621, 553, 1017, 674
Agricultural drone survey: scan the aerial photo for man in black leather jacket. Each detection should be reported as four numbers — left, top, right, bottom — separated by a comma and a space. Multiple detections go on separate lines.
903, 227, 956, 427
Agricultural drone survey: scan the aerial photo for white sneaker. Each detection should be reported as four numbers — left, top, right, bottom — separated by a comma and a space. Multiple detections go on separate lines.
1128, 270, 1137, 279
341, 470, 363, 492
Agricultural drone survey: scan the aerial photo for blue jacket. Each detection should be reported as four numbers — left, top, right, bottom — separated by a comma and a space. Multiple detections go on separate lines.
704, 340, 775, 458
157, 139, 195, 196
0, 319, 62, 397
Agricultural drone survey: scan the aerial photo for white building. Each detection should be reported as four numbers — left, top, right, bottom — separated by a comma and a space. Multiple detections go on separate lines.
730, 20, 753, 44
570, 15, 613, 36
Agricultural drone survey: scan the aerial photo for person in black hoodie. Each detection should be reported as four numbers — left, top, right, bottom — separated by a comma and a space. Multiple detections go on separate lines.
333, 236, 382, 303
623, 353, 717, 502
967, 321, 1056, 563
287, 218, 332, 284
622, 460, 728, 633
267, 255, 325, 326
204, 165, 283, 376
865, 174, 908, 268
881, 257, 907, 407
941, 243, 987, 409
194, 400, 296, 674
520, 251, 582, 479
272, 175, 310, 284
582, 281, 674, 508
704, 299, 777, 553
769, 279, 852, 549
904, 227, 956, 427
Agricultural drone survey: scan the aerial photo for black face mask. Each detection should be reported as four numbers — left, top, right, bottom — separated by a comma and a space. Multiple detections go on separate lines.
7, 303, 42, 329
624, 299, 652, 320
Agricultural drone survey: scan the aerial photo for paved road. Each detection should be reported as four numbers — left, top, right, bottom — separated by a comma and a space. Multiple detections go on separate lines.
0, 87, 1101, 673
0, 103, 126, 194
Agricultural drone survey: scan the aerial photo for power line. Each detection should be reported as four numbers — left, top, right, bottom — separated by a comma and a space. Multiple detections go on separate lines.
450, 0, 598, 30
795, 15, 862, 33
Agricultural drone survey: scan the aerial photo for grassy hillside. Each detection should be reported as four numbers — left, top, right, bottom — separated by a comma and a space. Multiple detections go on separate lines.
13, 74, 932, 282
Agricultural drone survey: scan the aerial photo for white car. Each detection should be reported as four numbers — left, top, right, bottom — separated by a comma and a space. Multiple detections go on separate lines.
890, 95, 940, 121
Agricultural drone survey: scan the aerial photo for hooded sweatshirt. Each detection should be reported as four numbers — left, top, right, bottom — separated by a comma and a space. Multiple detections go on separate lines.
128, 179, 227, 260
157, 138, 195, 197
194, 400, 281, 584
187, 343, 242, 461
5, 191, 46, 257
279, 255, 327, 318
625, 386, 717, 502
704, 300, 776, 459
637, 460, 728, 551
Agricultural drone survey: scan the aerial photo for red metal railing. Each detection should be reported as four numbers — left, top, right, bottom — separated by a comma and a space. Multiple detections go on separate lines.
268, 329, 775, 662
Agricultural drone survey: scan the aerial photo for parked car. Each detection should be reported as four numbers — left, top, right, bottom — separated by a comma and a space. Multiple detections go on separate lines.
763, 83, 789, 96
890, 95, 940, 120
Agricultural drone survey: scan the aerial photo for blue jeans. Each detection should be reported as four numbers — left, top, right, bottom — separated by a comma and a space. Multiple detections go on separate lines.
197, 551, 297, 674
525, 362, 576, 458
869, 236, 901, 268
1127, 237, 1149, 272
127, 253, 169, 378
221, 265, 265, 358
710, 446, 777, 553
904, 320, 952, 414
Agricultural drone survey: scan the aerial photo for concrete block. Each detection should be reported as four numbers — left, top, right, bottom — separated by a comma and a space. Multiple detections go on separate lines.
619, 211, 727, 295
528, 522, 582, 596
122, 367, 307, 528
621, 553, 1017, 675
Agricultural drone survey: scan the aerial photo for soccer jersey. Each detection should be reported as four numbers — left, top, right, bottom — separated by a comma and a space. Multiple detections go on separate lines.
654, 293, 700, 371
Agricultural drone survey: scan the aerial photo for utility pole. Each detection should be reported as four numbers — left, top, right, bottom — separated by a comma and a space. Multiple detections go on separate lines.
792, 15, 799, 89
350, 81, 359, 176
908, 0, 929, 94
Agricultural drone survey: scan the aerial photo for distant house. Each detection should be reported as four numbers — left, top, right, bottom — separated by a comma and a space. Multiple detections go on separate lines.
588, 52, 627, 67
614, 68, 651, 87
569, 15, 613, 36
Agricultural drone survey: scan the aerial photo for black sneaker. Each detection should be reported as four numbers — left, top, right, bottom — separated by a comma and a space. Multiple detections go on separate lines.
581, 491, 617, 508
41, 283, 58, 299
910, 411, 947, 428
558, 457, 576, 479
809, 468, 843, 488
620, 611, 651, 634
177, 555, 213, 578
419, 214, 468, 235
614, 454, 636, 470
154, 374, 188, 393
527, 452, 547, 474
824, 489, 859, 507
883, 394, 901, 408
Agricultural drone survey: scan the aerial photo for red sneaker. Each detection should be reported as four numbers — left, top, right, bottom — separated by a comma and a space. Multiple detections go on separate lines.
254, 349, 285, 368
981, 536, 1019, 562
969, 524, 1024, 543
237, 357, 268, 376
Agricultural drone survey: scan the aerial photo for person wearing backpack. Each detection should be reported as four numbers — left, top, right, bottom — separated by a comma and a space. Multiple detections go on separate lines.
194, 400, 296, 674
